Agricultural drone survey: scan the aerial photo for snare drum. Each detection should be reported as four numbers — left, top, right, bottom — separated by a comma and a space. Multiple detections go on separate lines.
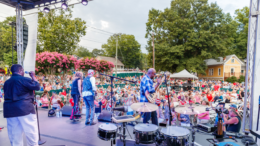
98, 123, 117, 141
160, 126, 190, 146
134, 124, 158, 144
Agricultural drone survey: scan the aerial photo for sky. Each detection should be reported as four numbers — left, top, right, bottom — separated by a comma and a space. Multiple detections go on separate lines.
0, 0, 250, 54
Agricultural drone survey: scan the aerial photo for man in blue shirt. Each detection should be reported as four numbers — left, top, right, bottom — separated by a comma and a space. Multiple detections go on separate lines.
4, 64, 40, 146
140, 68, 161, 125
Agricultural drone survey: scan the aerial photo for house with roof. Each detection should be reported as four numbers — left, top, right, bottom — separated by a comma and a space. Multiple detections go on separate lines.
198, 54, 246, 80
96, 56, 124, 70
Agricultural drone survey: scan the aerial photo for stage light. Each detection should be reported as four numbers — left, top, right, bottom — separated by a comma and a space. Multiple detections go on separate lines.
43, 7, 50, 13
61, 2, 68, 10
82, 0, 88, 6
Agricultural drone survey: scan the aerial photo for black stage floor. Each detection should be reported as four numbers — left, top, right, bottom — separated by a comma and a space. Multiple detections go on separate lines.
0, 109, 257, 146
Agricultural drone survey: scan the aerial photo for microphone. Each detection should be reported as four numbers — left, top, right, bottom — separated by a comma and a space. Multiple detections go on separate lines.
112, 106, 128, 112
25, 71, 30, 74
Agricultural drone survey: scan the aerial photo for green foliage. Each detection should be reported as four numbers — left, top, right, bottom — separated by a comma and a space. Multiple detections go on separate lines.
102, 33, 142, 69
92, 48, 105, 57
74, 46, 92, 58
145, 0, 237, 74
225, 76, 237, 83
140, 53, 149, 70
0, 16, 16, 61
229, 7, 249, 59
238, 75, 245, 83
3, 51, 17, 67
37, 6, 87, 54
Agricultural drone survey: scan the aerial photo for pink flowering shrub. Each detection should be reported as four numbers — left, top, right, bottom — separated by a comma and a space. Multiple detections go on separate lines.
78, 58, 114, 72
35, 52, 114, 74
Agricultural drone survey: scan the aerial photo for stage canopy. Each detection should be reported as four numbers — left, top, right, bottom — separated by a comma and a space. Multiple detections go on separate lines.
170, 69, 198, 79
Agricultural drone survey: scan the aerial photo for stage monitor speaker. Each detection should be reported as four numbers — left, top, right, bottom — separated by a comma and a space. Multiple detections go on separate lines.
61, 105, 73, 116
98, 110, 121, 122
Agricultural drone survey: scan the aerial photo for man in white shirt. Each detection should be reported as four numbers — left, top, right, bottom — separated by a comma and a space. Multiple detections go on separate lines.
82, 69, 97, 125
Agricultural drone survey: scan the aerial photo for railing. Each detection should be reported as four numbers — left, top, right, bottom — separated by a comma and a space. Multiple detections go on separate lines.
224, 72, 245, 78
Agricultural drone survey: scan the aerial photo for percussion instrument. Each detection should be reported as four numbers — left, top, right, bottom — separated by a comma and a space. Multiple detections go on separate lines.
160, 126, 190, 146
98, 123, 117, 141
134, 124, 158, 144
131, 102, 158, 112
175, 104, 208, 115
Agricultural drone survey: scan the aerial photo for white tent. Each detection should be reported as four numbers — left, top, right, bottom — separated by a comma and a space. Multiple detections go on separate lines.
170, 69, 198, 79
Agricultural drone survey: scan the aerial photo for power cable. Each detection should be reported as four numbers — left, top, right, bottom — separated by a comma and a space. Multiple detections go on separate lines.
86, 25, 114, 34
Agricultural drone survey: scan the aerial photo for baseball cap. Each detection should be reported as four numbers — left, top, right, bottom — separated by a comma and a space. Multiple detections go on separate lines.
230, 104, 237, 109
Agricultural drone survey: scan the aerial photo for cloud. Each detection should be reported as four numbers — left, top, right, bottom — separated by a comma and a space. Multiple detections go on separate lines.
100, 20, 109, 29
0, 0, 250, 54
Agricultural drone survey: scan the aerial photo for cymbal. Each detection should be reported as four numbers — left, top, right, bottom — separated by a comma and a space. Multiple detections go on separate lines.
131, 102, 158, 112
175, 104, 208, 115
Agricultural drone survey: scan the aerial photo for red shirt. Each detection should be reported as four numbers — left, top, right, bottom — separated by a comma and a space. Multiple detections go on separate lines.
207, 94, 213, 102
102, 99, 107, 109
180, 100, 186, 105
69, 98, 74, 106
61, 91, 67, 96
214, 85, 219, 91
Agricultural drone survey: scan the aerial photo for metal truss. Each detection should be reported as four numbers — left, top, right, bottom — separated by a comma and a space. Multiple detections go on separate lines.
242, 0, 260, 133
16, 3, 24, 66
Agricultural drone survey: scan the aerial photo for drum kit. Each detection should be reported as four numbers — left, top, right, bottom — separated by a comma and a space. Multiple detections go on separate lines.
96, 102, 206, 146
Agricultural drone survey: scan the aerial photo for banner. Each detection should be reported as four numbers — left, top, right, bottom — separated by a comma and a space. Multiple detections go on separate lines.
23, 13, 38, 77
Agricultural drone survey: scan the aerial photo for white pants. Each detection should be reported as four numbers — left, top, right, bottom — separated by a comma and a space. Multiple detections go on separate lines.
7, 113, 39, 146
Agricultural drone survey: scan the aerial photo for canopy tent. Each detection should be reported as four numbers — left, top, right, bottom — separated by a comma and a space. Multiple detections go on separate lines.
170, 69, 198, 79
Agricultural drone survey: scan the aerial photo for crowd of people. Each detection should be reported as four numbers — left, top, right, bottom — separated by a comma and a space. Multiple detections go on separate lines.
0, 70, 247, 132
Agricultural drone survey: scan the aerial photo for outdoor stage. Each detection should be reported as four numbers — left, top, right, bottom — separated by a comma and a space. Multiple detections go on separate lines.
0, 108, 256, 146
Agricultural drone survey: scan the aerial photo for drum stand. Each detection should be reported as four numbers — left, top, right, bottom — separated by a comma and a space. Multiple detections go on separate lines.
118, 122, 133, 146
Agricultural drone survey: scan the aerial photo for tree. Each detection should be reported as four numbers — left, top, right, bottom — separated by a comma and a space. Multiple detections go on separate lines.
3, 51, 17, 67
0, 16, 17, 61
37, 6, 86, 54
102, 34, 142, 69
74, 46, 92, 58
226, 76, 237, 83
145, 0, 237, 74
231, 7, 249, 59
140, 53, 149, 70
91, 48, 105, 57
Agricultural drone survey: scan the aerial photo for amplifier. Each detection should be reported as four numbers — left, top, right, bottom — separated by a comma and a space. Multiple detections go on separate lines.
197, 123, 217, 133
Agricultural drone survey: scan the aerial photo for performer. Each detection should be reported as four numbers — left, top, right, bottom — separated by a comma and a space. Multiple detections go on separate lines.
70, 72, 83, 120
3, 64, 40, 146
82, 69, 97, 125
140, 68, 161, 125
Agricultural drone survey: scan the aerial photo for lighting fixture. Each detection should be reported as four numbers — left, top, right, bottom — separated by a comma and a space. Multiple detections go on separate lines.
61, 2, 68, 10
81, 0, 88, 6
43, 7, 50, 13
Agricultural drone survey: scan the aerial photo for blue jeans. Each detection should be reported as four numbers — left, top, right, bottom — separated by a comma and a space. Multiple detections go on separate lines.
72, 94, 80, 116
143, 111, 158, 125
83, 96, 94, 123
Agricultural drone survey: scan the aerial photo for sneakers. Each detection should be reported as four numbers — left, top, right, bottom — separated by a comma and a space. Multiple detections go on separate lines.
89, 122, 97, 126
85, 121, 90, 125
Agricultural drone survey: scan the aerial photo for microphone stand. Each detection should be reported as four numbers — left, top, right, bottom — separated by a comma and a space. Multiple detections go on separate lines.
34, 91, 46, 145
99, 73, 137, 146
164, 73, 172, 126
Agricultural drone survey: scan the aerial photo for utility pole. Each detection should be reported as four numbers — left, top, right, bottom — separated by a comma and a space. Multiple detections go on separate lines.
115, 35, 118, 77
152, 32, 155, 68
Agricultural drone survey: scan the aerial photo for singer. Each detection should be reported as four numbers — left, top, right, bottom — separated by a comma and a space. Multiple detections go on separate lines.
3, 64, 40, 146
82, 69, 97, 125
